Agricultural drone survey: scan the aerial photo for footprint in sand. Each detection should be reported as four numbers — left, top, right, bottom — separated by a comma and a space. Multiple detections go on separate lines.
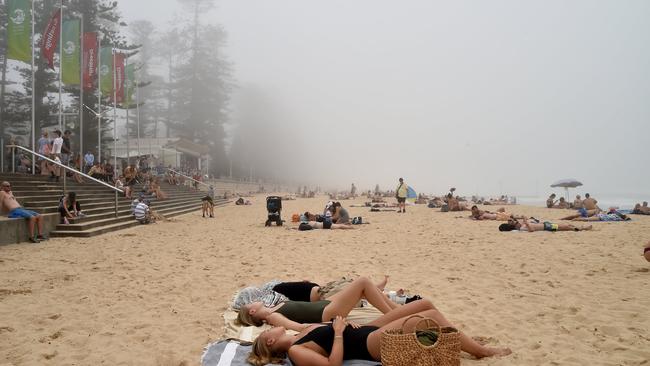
42, 351, 58, 360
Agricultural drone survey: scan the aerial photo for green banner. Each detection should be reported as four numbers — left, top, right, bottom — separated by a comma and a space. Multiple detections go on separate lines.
99, 47, 113, 96
125, 63, 135, 105
62, 20, 80, 85
7, 0, 32, 62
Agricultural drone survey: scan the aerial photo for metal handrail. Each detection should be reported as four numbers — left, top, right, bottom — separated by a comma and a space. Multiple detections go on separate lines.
166, 168, 211, 188
8, 145, 123, 217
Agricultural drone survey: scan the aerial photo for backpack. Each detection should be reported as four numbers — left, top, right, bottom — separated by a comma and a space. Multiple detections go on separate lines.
298, 222, 313, 231
352, 216, 363, 225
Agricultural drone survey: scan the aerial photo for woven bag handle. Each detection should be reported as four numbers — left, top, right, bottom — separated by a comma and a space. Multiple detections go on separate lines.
399, 315, 442, 335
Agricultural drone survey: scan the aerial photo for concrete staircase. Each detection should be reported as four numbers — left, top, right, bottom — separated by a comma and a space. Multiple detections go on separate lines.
0, 173, 228, 239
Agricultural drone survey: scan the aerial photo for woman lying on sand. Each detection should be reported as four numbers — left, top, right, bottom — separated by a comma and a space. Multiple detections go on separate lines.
499, 217, 592, 232
247, 300, 511, 365
299, 221, 354, 230
233, 276, 389, 309
470, 206, 524, 221
644, 242, 650, 262
237, 277, 399, 329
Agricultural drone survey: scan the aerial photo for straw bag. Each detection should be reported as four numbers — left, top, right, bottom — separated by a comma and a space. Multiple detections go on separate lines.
380, 315, 461, 366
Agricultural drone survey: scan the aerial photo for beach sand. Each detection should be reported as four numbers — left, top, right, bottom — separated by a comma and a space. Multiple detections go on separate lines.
1, 196, 649, 365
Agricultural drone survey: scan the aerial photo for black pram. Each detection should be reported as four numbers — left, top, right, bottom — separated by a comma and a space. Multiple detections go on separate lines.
265, 196, 283, 226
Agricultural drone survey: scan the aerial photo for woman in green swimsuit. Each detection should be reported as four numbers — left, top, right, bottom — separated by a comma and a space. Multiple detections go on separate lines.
237, 277, 401, 331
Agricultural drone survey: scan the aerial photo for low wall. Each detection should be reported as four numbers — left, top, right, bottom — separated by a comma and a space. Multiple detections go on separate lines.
203, 179, 290, 196
0, 213, 59, 245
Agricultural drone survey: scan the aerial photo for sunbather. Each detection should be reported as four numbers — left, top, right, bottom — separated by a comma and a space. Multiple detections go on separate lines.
233, 276, 390, 309
644, 241, 650, 262
247, 299, 511, 365
470, 206, 523, 221
560, 208, 599, 220
300, 221, 354, 230
570, 211, 630, 222
546, 194, 557, 208
632, 202, 650, 215
236, 277, 399, 329
499, 217, 592, 232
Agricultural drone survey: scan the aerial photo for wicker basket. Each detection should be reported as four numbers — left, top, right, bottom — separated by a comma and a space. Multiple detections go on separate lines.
380, 315, 461, 366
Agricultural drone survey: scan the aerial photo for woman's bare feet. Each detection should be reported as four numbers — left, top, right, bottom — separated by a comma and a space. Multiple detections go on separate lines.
477, 347, 512, 358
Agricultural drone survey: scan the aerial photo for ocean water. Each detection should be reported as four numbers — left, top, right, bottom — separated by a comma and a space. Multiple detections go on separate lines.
515, 195, 648, 210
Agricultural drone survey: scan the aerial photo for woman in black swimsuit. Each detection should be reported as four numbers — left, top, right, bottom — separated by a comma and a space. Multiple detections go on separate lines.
248, 303, 512, 365
237, 277, 399, 330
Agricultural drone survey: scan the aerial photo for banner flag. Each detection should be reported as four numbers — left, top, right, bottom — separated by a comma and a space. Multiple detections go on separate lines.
125, 63, 135, 105
114, 53, 125, 103
41, 7, 61, 69
99, 47, 113, 95
82, 32, 98, 91
6, 0, 32, 62
61, 20, 80, 84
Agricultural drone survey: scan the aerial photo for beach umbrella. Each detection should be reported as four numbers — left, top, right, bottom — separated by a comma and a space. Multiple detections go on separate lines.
551, 178, 583, 200
406, 186, 417, 203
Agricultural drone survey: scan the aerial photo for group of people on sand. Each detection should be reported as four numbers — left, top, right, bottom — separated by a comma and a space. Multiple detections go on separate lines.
234, 276, 511, 365
298, 201, 355, 230
547, 193, 600, 210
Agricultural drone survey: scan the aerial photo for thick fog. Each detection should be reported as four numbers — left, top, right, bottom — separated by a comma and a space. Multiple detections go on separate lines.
119, 0, 650, 197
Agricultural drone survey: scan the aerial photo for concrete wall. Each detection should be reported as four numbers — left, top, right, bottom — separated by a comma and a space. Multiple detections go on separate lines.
0, 213, 59, 245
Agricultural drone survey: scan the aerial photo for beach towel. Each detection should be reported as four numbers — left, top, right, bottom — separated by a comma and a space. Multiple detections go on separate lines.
201, 339, 381, 366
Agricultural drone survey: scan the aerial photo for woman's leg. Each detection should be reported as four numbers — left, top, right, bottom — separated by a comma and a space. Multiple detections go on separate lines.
366, 299, 437, 327
366, 309, 511, 360
322, 277, 393, 320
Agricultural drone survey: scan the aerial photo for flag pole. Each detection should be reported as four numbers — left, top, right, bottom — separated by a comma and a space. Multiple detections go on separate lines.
125, 57, 129, 164
58, 0, 63, 131
79, 14, 84, 167
112, 49, 117, 179
31, 0, 36, 174
97, 36, 101, 163
136, 74, 140, 159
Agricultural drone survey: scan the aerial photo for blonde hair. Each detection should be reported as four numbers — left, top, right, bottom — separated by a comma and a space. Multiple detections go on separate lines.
247, 337, 285, 366
236, 306, 263, 327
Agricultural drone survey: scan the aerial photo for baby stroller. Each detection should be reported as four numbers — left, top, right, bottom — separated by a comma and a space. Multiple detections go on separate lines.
265, 196, 283, 226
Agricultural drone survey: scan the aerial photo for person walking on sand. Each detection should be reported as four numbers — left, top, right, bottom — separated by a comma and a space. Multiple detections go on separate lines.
395, 177, 407, 213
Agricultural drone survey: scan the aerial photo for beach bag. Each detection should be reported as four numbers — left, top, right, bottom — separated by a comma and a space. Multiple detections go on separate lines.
291, 213, 300, 223
440, 204, 449, 212
298, 222, 313, 231
352, 216, 363, 224
380, 315, 460, 366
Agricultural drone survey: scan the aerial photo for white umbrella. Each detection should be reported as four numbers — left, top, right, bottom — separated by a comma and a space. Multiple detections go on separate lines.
550, 179, 583, 201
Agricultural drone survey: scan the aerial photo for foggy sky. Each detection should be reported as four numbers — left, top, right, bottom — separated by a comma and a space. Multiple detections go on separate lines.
118, 0, 650, 198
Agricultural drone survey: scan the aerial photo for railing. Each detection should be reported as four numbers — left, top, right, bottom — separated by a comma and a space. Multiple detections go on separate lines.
8, 145, 124, 217
166, 168, 211, 189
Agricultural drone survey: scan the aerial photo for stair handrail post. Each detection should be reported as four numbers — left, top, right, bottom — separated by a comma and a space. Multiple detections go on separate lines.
6, 144, 124, 195
1, 138, 3, 173
115, 190, 118, 217
63, 164, 67, 195
12, 146, 15, 173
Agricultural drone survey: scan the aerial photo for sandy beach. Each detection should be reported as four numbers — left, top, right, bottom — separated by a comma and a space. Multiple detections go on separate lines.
1, 196, 649, 365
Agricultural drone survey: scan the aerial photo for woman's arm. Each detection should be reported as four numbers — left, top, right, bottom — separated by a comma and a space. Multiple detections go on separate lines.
265, 313, 310, 332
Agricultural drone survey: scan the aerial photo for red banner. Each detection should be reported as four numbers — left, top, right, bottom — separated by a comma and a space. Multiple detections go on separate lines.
114, 53, 125, 103
82, 32, 98, 91
41, 8, 61, 69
